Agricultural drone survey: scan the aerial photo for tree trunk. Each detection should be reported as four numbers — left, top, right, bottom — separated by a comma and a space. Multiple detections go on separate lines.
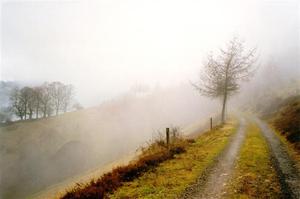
24, 106, 27, 120
221, 57, 231, 124
36, 101, 39, 119
221, 91, 227, 124
43, 107, 46, 118
36, 107, 39, 119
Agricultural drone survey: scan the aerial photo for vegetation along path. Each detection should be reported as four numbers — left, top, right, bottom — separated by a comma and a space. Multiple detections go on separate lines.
182, 118, 246, 199
254, 117, 300, 198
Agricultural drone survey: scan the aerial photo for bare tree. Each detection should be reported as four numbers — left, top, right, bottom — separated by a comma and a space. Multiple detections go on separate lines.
33, 86, 43, 119
20, 87, 33, 120
8, 82, 76, 121
49, 82, 65, 116
61, 84, 74, 113
10, 87, 25, 120
73, 102, 83, 111
40, 83, 53, 118
0, 107, 12, 123
192, 38, 256, 123
26, 88, 35, 119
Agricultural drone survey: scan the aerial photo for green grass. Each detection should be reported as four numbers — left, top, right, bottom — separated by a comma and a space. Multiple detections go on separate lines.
226, 123, 282, 198
110, 121, 237, 199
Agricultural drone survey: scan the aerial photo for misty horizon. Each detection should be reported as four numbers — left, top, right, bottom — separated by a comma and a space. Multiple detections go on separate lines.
1, 0, 299, 107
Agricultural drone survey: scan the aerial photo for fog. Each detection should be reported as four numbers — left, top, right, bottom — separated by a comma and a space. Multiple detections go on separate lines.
1, 0, 299, 106
0, 84, 220, 198
0, 0, 300, 198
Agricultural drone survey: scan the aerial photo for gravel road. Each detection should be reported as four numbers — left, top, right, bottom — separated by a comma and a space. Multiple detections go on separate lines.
255, 117, 300, 199
181, 119, 246, 199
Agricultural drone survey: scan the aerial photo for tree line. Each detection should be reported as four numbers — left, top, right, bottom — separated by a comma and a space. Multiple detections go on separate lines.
10, 82, 75, 120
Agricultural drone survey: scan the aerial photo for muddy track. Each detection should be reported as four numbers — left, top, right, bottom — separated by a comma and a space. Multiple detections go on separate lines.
254, 117, 300, 199
180, 119, 246, 199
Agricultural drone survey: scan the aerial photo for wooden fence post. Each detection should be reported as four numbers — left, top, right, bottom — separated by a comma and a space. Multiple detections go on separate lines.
166, 127, 170, 147
210, 117, 213, 130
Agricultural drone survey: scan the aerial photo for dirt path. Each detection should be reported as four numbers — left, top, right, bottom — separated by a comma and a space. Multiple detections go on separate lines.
181, 119, 246, 199
254, 117, 300, 199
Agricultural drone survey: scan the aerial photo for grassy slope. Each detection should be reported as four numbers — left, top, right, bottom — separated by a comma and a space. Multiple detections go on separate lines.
1, 90, 214, 198
30, 151, 137, 199
226, 123, 282, 198
110, 121, 237, 199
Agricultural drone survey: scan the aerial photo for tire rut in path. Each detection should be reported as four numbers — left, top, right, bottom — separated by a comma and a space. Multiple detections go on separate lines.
254, 117, 300, 199
181, 119, 246, 199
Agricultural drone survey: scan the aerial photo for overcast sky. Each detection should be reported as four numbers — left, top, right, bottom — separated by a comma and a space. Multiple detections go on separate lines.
1, 0, 299, 106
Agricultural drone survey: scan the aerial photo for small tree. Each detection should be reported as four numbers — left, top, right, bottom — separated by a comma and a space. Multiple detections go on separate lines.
192, 38, 256, 123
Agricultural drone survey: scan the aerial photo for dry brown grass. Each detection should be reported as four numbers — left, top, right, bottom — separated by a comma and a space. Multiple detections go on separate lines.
61, 129, 191, 199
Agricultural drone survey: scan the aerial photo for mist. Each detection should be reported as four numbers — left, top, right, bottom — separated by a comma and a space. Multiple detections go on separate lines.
1, 0, 299, 106
0, 0, 300, 198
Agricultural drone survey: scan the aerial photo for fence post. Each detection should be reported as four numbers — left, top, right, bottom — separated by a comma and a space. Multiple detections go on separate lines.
166, 127, 170, 147
210, 117, 213, 130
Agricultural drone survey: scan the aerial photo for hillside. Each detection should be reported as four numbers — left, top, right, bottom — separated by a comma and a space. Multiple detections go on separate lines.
58, 115, 300, 198
57, 94, 300, 199
89, 117, 299, 198
0, 84, 217, 199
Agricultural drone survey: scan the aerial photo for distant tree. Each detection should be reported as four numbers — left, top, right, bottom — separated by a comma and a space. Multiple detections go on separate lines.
61, 84, 74, 113
0, 112, 7, 123
20, 87, 35, 120
40, 83, 53, 118
10, 87, 25, 120
73, 102, 83, 111
25, 87, 36, 119
130, 83, 150, 95
192, 38, 256, 123
33, 86, 43, 119
0, 107, 12, 123
49, 82, 65, 115
8, 82, 77, 121
46, 103, 54, 117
